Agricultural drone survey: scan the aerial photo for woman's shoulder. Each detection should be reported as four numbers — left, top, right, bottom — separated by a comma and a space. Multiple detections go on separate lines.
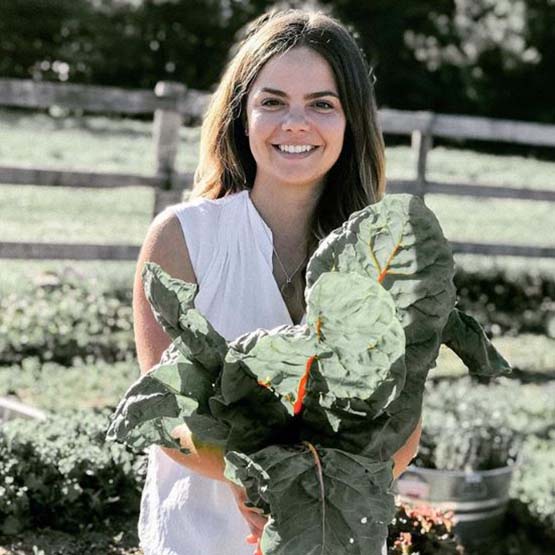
168, 189, 248, 242
171, 189, 248, 217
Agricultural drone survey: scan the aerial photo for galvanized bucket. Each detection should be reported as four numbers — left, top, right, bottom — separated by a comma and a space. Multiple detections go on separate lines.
395, 464, 515, 545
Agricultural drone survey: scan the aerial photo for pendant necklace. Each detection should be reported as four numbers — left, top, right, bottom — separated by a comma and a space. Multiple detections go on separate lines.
272, 244, 309, 300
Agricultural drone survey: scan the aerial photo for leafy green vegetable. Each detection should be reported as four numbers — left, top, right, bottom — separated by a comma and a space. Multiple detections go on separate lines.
225, 445, 394, 555
107, 193, 511, 555
143, 262, 227, 374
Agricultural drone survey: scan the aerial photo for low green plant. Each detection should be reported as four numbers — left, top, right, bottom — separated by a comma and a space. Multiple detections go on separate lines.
416, 379, 526, 471
509, 436, 555, 542
453, 269, 555, 337
0, 358, 138, 411
0, 269, 135, 366
0, 409, 146, 536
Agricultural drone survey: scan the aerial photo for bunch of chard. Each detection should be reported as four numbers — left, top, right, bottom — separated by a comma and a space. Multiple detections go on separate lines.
107, 194, 511, 555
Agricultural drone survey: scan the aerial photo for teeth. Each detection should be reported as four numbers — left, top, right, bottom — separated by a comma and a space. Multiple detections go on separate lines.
278, 145, 315, 154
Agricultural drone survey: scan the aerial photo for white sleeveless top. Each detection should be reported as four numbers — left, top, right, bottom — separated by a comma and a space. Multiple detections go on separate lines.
138, 190, 307, 555
138, 190, 388, 555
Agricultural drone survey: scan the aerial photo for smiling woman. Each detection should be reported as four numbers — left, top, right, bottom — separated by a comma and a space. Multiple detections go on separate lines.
132, 7, 415, 555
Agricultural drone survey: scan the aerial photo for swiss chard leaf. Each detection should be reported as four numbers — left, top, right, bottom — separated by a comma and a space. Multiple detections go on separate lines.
306, 194, 456, 350
441, 309, 512, 377
225, 444, 395, 555
142, 262, 227, 373
106, 339, 216, 453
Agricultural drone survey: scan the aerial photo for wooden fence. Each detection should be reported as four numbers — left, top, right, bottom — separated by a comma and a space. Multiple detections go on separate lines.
0, 78, 554, 261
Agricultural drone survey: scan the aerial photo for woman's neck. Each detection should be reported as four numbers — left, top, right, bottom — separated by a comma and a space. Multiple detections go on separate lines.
249, 180, 322, 252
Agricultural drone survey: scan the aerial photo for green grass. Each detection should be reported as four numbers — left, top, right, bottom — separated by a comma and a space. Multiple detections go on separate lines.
1, 108, 554, 296
387, 145, 555, 191
0, 109, 200, 174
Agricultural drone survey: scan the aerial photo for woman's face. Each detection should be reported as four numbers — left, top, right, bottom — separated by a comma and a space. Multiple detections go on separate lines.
245, 46, 347, 192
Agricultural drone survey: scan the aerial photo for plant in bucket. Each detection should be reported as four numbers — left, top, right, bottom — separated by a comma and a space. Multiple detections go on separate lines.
395, 378, 522, 548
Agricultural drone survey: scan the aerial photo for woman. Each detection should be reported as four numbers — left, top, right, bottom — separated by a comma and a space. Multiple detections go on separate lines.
133, 8, 421, 555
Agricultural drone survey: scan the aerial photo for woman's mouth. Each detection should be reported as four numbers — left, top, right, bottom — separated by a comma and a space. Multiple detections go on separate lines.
272, 144, 320, 158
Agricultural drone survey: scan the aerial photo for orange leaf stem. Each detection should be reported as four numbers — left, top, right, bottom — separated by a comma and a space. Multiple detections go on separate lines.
378, 244, 400, 283
293, 355, 317, 415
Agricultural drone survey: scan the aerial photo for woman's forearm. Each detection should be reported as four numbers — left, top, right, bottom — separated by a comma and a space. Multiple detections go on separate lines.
162, 423, 227, 481
165, 418, 422, 483
392, 417, 422, 480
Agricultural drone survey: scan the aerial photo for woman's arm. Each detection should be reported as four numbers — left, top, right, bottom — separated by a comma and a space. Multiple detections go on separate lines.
391, 417, 422, 480
133, 208, 268, 540
133, 208, 227, 481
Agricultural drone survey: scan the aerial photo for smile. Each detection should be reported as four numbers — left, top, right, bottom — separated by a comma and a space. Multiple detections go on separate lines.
273, 144, 319, 156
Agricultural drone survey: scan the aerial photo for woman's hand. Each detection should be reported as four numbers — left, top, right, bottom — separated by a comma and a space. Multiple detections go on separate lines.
228, 482, 268, 555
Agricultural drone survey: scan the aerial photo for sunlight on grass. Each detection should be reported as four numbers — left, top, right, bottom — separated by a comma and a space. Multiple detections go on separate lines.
0, 185, 155, 243
0, 109, 200, 174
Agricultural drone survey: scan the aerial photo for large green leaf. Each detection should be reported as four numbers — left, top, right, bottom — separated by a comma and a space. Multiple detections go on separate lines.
222, 325, 317, 408
142, 261, 197, 338
106, 339, 218, 452
302, 195, 457, 457
225, 444, 395, 555
306, 194, 456, 348
306, 272, 406, 412
441, 309, 512, 377
222, 272, 405, 422
142, 262, 227, 373
105, 372, 192, 452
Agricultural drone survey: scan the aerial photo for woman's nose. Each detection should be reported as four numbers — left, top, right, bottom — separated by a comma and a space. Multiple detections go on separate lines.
281, 109, 310, 132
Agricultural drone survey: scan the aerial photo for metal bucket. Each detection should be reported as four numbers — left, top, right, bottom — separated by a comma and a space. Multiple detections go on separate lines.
395, 464, 515, 545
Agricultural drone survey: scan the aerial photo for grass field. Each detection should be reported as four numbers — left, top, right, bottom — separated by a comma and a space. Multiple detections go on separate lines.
1, 108, 554, 296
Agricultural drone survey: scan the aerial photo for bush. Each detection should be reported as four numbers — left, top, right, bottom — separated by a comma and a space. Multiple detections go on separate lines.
0, 270, 135, 366
423, 378, 555, 438
454, 269, 555, 337
0, 409, 146, 536
509, 436, 555, 543
417, 378, 555, 470
2, 0, 555, 124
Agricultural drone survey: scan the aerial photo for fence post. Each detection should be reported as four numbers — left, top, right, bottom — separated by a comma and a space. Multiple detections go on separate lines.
152, 81, 186, 217
411, 112, 434, 198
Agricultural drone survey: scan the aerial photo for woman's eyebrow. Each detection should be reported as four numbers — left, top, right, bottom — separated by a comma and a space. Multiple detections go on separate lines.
259, 87, 339, 99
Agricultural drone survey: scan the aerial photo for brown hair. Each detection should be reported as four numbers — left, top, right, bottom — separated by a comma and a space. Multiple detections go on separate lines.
193, 8, 386, 243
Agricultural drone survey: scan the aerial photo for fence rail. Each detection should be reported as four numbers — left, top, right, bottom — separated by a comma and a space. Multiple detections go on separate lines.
1, 78, 554, 261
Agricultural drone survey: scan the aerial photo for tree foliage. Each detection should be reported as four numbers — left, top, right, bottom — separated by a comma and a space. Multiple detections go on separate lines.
1, 0, 553, 122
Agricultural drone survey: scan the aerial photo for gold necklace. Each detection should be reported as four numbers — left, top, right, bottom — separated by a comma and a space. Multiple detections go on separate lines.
272, 245, 308, 299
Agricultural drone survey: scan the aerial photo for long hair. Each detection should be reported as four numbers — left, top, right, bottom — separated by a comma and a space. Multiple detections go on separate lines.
193, 8, 386, 243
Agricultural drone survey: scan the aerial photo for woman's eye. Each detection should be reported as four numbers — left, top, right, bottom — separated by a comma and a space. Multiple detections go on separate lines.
313, 101, 333, 110
261, 98, 282, 107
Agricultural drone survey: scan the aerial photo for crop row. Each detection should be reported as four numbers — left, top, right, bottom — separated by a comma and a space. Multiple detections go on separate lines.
1, 269, 553, 368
